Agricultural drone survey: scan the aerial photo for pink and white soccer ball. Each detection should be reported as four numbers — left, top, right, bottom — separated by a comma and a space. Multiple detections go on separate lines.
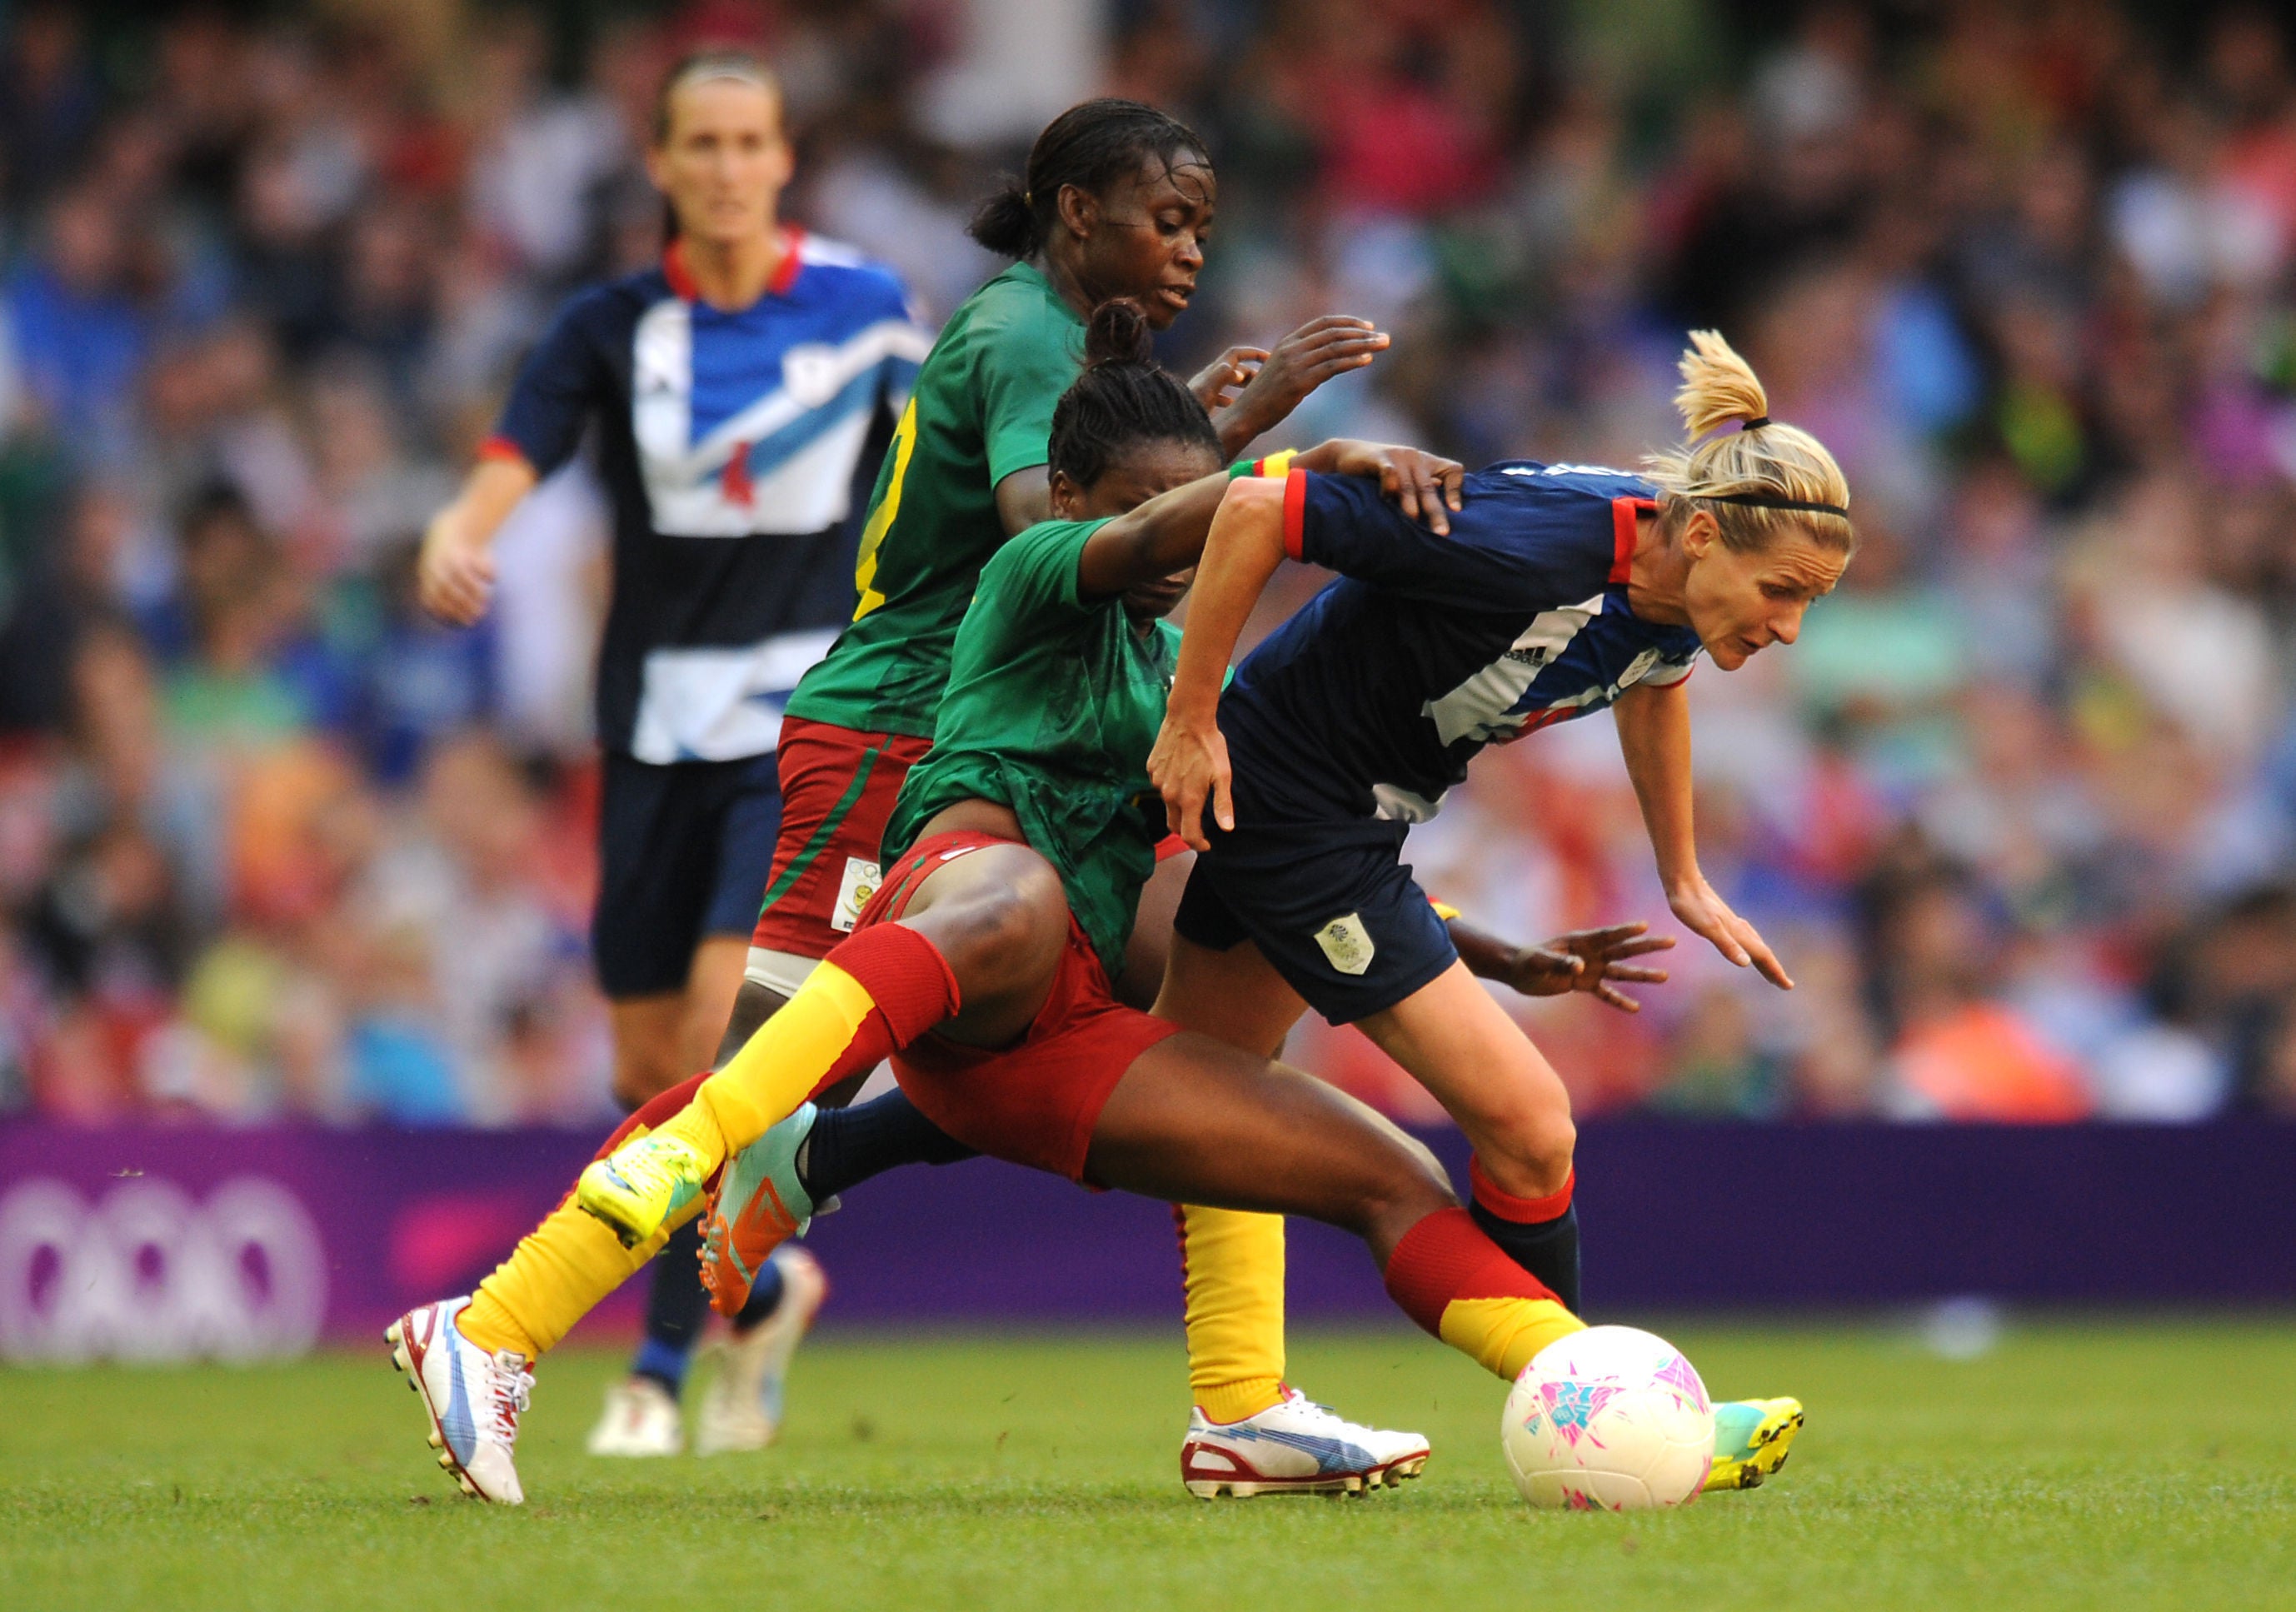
1500, 1325, 1715, 1510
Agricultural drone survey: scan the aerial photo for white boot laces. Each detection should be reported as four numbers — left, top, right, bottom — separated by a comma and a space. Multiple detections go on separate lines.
482, 1351, 535, 1444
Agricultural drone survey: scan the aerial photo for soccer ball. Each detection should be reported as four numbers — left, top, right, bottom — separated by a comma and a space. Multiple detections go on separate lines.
1500, 1325, 1715, 1510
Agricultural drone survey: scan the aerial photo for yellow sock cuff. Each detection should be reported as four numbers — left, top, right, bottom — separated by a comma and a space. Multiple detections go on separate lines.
1437, 1297, 1586, 1382
679, 961, 879, 1165
462, 1194, 681, 1360
1176, 1204, 1288, 1409
1195, 1376, 1286, 1425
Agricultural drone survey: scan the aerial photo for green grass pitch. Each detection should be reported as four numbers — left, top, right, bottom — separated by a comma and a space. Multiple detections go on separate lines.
3, 1319, 2293, 1610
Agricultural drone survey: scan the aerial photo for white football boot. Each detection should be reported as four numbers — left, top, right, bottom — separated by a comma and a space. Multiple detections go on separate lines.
585, 1376, 684, 1457
694, 1245, 828, 1455
1180, 1386, 1431, 1497
387, 1295, 533, 1505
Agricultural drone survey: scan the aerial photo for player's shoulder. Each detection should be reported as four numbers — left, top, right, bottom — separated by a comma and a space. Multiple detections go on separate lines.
789, 232, 914, 316
988, 516, 1096, 574
1472, 461, 1660, 504
544, 267, 670, 337
951, 262, 1074, 344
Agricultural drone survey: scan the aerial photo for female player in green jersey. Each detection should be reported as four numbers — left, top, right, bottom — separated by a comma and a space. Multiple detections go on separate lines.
746, 97, 1403, 1011
734, 100, 1425, 1470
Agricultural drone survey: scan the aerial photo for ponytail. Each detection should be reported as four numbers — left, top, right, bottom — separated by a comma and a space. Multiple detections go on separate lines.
1643, 330, 1854, 554
968, 182, 1038, 258
1047, 297, 1219, 489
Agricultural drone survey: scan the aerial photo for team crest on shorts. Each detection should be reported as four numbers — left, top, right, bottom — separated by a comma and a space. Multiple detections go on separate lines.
1313, 912, 1376, 976
832, 856, 881, 932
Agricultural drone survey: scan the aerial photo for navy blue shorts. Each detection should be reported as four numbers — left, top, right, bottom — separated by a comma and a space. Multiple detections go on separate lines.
1172, 813, 1458, 1025
594, 750, 783, 999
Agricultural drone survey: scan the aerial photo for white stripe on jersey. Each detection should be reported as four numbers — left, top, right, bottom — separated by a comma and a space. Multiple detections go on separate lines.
1423, 593, 1605, 746
646, 406, 880, 537
630, 313, 932, 537
629, 627, 841, 764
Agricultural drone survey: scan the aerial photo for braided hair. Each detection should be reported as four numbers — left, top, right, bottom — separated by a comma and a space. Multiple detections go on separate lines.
970, 99, 1212, 259
1047, 300, 1220, 491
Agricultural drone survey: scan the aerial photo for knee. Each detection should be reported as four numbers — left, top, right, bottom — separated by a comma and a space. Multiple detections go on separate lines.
934, 863, 1067, 993
1474, 1105, 1576, 1200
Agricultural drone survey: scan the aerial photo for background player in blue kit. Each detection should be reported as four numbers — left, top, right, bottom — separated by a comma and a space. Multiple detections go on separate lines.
415, 48, 928, 1460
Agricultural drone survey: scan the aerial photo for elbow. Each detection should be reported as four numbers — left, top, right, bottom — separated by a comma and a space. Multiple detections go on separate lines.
1215, 476, 1291, 559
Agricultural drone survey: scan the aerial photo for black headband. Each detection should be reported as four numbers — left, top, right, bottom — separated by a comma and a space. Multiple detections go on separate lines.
1702, 492, 1850, 517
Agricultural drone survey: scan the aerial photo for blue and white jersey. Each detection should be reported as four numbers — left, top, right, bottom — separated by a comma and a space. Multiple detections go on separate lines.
488, 231, 931, 762
1220, 463, 1705, 823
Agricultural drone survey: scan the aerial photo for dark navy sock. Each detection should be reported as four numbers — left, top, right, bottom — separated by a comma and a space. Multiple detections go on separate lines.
798, 1086, 978, 1202
1468, 1200, 1581, 1315
731, 1251, 788, 1330
632, 1215, 711, 1397
1465, 1158, 1581, 1313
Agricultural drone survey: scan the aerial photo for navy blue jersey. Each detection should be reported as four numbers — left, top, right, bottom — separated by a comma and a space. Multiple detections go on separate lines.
1220, 463, 1705, 822
488, 232, 930, 761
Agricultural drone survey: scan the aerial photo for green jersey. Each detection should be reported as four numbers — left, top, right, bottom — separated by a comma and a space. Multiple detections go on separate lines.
882, 518, 1177, 981
785, 262, 1085, 737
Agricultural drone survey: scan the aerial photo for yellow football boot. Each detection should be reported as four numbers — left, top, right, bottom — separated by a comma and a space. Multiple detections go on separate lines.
1704, 1397, 1803, 1493
575, 1133, 711, 1249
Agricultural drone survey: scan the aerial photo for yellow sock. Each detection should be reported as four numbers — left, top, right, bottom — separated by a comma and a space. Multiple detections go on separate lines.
1436, 1297, 1586, 1382
458, 1191, 694, 1360
650, 962, 881, 1171
1177, 1204, 1288, 1423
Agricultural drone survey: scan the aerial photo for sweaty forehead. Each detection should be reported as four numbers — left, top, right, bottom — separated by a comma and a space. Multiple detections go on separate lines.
1127, 153, 1216, 211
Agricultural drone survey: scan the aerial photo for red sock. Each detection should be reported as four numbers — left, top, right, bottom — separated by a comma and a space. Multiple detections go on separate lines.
827, 922, 962, 1040
1382, 1206, 1561, 1336
1468, 1157, 1573, 1222
771, 923, 961, 1105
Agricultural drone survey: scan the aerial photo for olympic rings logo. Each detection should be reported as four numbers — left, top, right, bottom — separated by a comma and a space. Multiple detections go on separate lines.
0, 1176, 327, 1364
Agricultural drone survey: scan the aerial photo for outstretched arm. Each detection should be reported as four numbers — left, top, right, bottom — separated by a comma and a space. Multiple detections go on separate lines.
1613, 678, 1793, 989
417, 455, 538, 625
1077, 441, 1460, 600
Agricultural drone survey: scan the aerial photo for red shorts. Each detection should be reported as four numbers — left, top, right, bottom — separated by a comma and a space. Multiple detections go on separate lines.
856, 830, 1181, 1184
749, 716, 936, 960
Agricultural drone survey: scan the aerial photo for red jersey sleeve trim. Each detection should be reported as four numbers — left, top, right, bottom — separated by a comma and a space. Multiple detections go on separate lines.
1282, 467, 1310, 561
477, 436, 531, 467
1610, 496, 1655, 586
769, 227, 806, 296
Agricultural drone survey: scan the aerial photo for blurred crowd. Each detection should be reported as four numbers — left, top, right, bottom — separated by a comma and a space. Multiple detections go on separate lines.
7, 0, 2296, 1127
